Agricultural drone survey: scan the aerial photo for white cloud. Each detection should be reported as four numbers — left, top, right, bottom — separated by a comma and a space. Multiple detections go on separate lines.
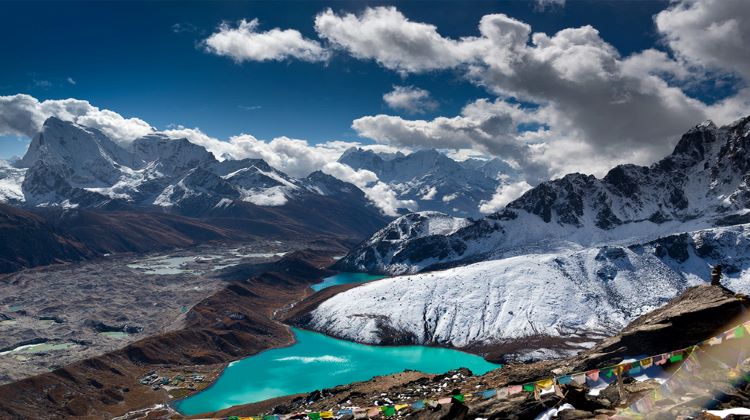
382, 86, 438, 114
363, 181, 417, 216
66, 77, 76, 85
535, 0, 565, 11
336, 6, 750, 180
656, 0, 750, 81
162, 126, 416, 216
479, 180, 533, 214
204, 18, 329, 63
353, 98, 552, 181
0, 94, 153, 144
314, 7, 485, 73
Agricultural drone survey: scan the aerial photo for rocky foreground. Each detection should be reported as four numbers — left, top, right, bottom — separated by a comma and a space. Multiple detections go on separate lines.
207, 284, 750, 419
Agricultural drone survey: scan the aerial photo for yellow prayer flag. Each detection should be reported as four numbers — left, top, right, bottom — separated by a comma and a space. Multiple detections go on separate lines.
395, 404, 409, 411
640, 357, 653, 368
320, 411, 334, 418
535, 378, 554, 390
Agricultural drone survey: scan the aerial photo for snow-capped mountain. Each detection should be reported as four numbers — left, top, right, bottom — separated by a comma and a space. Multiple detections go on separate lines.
337, 117, 750, 275
306, 223, 750, 361
305, 116, 750, 358
338, 148, 518, 218
1, 117, 389, 237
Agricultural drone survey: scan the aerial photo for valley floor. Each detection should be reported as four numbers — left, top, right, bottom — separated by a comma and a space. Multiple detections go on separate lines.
0, 239, 298, 385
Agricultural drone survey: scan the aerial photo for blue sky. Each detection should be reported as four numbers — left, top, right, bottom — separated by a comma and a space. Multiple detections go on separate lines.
1, 0, 748, 185
1, 1, 668, 156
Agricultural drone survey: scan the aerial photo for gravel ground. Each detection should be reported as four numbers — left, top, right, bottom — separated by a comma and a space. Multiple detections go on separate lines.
0, 240, 299, 384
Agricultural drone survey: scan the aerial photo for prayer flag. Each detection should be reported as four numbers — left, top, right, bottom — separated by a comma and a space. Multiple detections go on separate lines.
452, 394, 465, 403
557, 375, 572, 385
628, 366, 642, 376
536, 379, 554, 391
572, 373, 586, 386
481, 389, 497, 399
395, 404, 408, 411
366, 407, 380, 418
438, 398, 452, 405
507, 385, 523, 395
603, 368, 614, 378
308, 413, 321, 420
522, 383, 535, 392
380, 406, 396, 417
586, 370, 599, 382
411, 401, 425, 410
335, 409, 353, 416
496, 387, 509, 399
320, 411, 333, 419
654, 354, 668, 365
736, 326, 746, 339
669, 353, 683, 363
640, 357, 653, 369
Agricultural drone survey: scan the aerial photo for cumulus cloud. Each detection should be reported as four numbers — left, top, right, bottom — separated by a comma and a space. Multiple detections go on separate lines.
314, 7, 485, 73
479, 180, 533, 214
656, 0, 750, 81
0, 94, 153, 144
161, 126, 416, 215
334, 5, 750, 180
382, 86, 438, 114
204, 18, 329, 63
353, 98, 552, 181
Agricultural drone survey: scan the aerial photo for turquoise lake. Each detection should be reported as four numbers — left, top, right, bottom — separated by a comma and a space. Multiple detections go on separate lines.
175, 274, 499, 415
175, 328, 499, 415
310, 272, 386, 292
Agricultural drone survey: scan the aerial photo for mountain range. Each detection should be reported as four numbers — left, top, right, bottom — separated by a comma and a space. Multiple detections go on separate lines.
302, 116, 750, 360
338, 147, 518, 218
0, 117, 391, 272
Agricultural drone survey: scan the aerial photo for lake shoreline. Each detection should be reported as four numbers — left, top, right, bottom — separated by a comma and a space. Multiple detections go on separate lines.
176, 273, 500, 417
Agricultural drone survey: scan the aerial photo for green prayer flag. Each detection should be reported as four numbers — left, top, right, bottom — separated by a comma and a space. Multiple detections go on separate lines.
227, 417, 240, 420
669, 354, 684, 363
523, 383, 535, 392
308, 412, 321, 420
453, 394, 465, 403
381, 406, 396, 417
736, 326, 746, 338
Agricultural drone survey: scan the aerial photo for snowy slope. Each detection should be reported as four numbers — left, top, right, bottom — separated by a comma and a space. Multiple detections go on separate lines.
309, 223, 750, 360
338, 148, 518, 218
5, 117, 387, 222
0, 161, 25, 204
338, 116, 750, 275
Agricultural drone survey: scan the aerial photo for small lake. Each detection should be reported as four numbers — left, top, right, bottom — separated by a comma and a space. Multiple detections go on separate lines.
0, 342, 76, 356
311, 272, 386, 292
175, 328, 499, 415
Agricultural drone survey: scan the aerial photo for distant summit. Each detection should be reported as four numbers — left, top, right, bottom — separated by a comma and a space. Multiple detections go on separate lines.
339, 147, 520, 218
